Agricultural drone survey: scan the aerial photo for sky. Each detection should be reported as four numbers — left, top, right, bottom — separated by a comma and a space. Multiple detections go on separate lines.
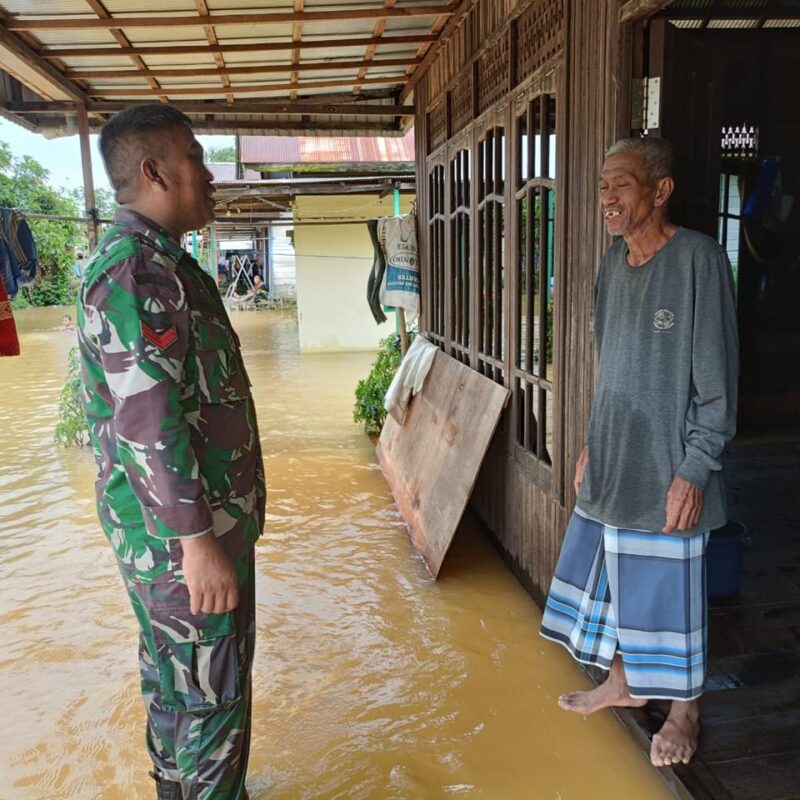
0, 117, 233, 196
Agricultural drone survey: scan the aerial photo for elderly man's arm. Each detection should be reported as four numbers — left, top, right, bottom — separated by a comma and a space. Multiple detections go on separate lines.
663, 244, 739, 533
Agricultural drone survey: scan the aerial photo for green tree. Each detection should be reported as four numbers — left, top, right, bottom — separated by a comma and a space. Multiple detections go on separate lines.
204, 144, 236, 162
0, 140, 82, 307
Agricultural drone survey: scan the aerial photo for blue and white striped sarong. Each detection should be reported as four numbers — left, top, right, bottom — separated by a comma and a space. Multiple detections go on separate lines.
540, 508, 709, 701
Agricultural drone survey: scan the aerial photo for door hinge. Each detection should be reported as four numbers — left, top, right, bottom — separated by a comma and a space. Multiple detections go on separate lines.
631, 76, 661, 131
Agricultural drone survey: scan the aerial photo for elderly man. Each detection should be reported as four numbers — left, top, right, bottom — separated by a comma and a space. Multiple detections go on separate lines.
540, 137, 738, 768
77, 105, 266, 799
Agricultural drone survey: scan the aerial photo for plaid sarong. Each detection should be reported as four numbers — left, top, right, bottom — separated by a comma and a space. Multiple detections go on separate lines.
540, 508, 709, 701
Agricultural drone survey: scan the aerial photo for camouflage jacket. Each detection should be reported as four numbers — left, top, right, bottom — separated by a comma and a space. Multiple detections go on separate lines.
77, 209, 265, 580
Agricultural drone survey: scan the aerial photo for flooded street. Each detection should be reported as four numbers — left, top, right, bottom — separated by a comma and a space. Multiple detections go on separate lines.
0, 307, 672, 800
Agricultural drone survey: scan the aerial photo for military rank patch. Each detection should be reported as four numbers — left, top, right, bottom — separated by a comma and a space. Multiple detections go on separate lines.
141, 321, 177, 350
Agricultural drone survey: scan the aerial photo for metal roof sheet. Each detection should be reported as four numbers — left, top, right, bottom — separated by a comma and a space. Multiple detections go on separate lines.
240, 130, 415, 165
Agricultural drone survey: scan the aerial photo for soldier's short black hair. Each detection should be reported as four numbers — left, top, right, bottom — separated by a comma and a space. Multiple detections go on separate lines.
99, 104, 194, 201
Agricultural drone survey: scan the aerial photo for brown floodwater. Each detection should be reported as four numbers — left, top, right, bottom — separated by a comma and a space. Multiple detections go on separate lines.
0, 306, 673, 800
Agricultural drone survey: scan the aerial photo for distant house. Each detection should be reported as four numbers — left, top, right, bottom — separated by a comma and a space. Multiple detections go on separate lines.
223, 133, 416, 352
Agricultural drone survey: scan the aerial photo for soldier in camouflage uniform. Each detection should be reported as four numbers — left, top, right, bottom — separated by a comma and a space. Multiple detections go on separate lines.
77, 105, 265, 800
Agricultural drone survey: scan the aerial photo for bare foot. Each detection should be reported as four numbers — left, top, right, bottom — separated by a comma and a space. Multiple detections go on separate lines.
650, 700, 700, 767
558, 681, 648, 714
558, 655, 648, 714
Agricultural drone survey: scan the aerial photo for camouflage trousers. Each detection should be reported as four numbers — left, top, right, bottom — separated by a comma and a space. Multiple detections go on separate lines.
116, 530, 256, 800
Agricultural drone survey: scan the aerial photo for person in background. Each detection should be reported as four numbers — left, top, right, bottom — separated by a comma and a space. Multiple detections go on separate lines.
77, 104, 266, 800
539, 136, 738, 769
229, 273, 267, 305
54, 314, 76, 331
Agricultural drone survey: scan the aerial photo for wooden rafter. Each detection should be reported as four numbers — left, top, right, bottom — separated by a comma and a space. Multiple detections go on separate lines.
65, 57, 420, 80
91, 75, 407, 97
355, 0, 397, 97
41, 34, 438, 60
195, 0, 232, 105
290, 0, 303, 102
5, 100, 415, 116
7, 6, 453, 31
83, 0, 168, 103
0, 20, 88, 103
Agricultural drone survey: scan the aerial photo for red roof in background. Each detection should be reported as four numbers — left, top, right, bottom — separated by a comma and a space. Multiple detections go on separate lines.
239, 130, 415, 166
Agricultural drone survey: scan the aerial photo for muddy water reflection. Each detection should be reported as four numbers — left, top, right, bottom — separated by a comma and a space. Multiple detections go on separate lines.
0, 308, 671, 799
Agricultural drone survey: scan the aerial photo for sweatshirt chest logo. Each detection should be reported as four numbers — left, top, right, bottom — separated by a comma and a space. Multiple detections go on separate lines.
653, 308, 675, 332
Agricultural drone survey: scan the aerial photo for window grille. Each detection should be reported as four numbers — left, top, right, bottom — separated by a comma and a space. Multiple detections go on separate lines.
449, 148, 472, 364
718, 171, 741, 288
477, 126, 506, 385
514, 93, 557, 466
428, 163, 447, 344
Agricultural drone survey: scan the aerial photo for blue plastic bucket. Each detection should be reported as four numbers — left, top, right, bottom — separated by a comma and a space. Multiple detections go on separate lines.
707, 520, 747, 599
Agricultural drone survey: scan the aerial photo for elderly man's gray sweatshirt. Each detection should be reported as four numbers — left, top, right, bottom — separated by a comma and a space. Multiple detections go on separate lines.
576, 227, 739, 536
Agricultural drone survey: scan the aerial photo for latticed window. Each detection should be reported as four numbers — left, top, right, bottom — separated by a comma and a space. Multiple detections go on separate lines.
477, 126, 505, 385
449, 148, 471, 363
515, 93, 557, 466
428, 164, 447, 344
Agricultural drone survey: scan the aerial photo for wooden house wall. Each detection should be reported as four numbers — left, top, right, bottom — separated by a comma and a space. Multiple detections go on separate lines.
415, 0, 632, 604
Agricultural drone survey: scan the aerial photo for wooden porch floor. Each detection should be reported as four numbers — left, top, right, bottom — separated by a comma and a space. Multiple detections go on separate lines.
624, 435, 800, 800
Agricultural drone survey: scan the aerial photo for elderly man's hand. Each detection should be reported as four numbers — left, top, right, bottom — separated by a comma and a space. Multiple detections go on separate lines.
663, 476, 704, 533
574, 446, 589, 494
181, 533, 240, 614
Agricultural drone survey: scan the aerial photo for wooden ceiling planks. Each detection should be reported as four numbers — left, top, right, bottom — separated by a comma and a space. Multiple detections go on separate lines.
0, 0, 462, 136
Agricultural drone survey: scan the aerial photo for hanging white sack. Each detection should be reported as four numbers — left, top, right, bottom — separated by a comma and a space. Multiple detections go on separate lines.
378, 214, 420, 321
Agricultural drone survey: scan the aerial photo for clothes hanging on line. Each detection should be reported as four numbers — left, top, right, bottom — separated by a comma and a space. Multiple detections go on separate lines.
366, 219, 388, 324
0, 208, 38, 299
0, 273, 20, 357
366, 214, 420, 324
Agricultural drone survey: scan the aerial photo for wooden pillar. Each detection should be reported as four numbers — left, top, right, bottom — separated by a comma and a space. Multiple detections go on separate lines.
76, 104, 99, 251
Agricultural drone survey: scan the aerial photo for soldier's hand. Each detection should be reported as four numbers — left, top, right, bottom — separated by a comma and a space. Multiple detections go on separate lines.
663, 476, 704, 534
180, 533, 240, 614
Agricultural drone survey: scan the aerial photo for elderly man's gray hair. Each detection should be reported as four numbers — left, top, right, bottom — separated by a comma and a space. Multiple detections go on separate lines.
606, 136, 674, 186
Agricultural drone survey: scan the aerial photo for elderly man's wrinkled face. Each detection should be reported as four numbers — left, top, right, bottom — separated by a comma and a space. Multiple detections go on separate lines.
599, 150, 663, 237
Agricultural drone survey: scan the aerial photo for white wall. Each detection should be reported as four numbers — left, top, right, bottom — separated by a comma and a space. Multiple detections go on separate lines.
268, 225, 296, 300
293, 194, 414, 353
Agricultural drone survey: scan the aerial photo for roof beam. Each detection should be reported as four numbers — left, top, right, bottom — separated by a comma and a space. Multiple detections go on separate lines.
83, 0, 167, 103
5, 100, 415, 116
355, 0, 397, 97
7, 6, 454, 31
290, 0, 303, 102
65, 57, 420, 80
619, 0, 674, 24
92, 75, 407, 97
41, 34, 438, 59
0, 20, 89, 102
195, 0, 233, 105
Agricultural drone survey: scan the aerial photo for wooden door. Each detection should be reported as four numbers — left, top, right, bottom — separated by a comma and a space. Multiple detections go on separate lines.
646, 18, 721, 237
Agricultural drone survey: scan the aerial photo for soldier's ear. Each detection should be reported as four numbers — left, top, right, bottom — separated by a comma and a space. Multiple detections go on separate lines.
141, 157, 168, 192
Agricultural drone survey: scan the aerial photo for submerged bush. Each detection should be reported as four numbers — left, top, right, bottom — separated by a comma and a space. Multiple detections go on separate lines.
353, 333, 411, 437
54, 347, 89, 448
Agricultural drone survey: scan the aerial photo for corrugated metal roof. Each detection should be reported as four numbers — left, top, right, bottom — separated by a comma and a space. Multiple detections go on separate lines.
240, 130, 415, 166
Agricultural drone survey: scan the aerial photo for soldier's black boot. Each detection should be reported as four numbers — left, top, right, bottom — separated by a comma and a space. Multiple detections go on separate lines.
149, 770, 182, 800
